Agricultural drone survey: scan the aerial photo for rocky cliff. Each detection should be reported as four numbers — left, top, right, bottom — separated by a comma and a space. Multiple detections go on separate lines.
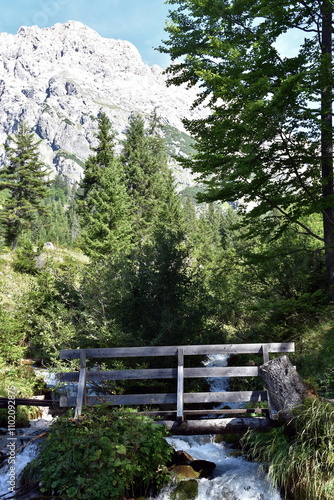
0, 21, 205, 187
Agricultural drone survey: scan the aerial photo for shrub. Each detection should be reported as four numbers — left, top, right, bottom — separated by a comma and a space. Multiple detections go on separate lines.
12, 239, 39, 275
25, 405, 172, 499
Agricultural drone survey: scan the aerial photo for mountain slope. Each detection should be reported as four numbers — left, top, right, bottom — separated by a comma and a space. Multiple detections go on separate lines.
0, 21, 205, 186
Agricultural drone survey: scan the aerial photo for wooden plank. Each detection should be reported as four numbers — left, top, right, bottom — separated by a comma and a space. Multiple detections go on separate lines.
64, 393, 178, 407
261, 344, 277, 419
177, 348, 184, 420
184, 366, 260, 378
183, 391, 268, 404
183, 408, 268, 415
59, 366, 260, 383
262, 344, 269, 363
158, 417, 278, 434
75, 351, 87, 418
139, 408, 268, 417
60, 368, 177, 382
62, 390, 267, 407
0, 398, 56, 408
60, 343, 295, 359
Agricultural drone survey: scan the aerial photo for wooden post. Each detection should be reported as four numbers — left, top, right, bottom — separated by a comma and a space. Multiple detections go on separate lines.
75, 350, 87, 419
177, 347, 184, 421
262, 345, 278, 420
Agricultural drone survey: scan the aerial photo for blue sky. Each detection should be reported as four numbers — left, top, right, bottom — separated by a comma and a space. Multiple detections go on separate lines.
2, 0, 171, 67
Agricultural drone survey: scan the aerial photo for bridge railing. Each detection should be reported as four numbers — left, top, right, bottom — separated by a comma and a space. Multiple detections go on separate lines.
59, 343, 295, 421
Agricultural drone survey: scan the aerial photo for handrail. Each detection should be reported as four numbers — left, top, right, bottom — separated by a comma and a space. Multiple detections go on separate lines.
59, 343, 295, 420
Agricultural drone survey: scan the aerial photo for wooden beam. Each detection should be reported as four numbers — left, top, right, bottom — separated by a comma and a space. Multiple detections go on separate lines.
183, 391, 267, 404
177, 348, 184, 421
58, 365, 260, 383
61, 390, 268, 407
262, 344, 278, 420
60, 343, 295, 359
75, 351, 87, 418
158, 417, 278, 435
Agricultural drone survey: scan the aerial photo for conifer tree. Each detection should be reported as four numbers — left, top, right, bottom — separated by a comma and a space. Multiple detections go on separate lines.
77, 113, 132, 258
0, 122, 51, 249
121, 112, 169, 243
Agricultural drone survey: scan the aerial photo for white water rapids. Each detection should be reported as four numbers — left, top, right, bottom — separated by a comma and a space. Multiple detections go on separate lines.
152, 354, 282, 500
0, 354, 282, 499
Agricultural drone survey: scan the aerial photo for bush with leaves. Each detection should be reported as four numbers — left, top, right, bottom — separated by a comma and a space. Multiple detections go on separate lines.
24, 406, 172, 500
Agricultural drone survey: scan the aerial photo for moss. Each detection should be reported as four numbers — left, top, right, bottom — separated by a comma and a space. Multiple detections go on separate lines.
171, 479, 199, 500
170, 465, 199, 479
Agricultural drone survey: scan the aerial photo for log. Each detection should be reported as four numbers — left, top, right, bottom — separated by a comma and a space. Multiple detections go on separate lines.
259, 355, 312, 423
158, 417, 277, 435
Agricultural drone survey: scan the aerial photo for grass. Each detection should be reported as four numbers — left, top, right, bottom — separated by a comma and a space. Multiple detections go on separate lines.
242, 398, 334, 499
293, 307, 334, 399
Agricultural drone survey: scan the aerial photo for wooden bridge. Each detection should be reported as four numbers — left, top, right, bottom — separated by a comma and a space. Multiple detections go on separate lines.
59, 343, 295, 434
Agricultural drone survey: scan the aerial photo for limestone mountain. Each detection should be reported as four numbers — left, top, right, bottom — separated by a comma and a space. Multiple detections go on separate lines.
0, 21, 206, 187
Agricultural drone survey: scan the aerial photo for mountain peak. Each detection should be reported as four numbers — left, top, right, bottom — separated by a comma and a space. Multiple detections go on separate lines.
0, 22, 206, 187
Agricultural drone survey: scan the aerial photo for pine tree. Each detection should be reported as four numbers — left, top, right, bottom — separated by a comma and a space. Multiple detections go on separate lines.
121, 112, 169, 243
77, 113, 132, 258
0, 122, 51, 249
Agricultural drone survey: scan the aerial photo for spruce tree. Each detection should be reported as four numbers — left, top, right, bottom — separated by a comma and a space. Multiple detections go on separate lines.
77, 113, 132, 258
0, 122, 51, 249
121, 112, 168, 243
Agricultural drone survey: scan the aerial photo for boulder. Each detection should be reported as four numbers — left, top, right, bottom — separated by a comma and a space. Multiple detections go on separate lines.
190, 459, 216, 478
171, 479, 198, 500
170, 465, 199, 479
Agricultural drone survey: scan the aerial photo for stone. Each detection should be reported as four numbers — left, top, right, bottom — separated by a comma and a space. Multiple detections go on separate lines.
43, 242, 55, 250
170, 449, 195, 465
171, 479, 199, 500
189, 459, 216, 478
170, 465, 199, 479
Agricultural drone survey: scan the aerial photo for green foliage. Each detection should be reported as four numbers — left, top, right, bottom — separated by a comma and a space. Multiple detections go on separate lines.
77, 113, 132, 258
25, 406, 172, 500
161, 123, 195, 157
12, 238, 39, 275
0, 407, 31, 428
242, 399, 334, 499
22, 265, 81, 365
0, 309, 25, 364
0, 363, 44, 398
56, 150, 85, 168
121, 111, 170, 243
160, 0, 334, 299
0, 122, 52, 249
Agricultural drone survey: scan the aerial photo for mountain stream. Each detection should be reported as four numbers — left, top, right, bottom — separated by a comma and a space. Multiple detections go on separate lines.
0, 354, 282, 499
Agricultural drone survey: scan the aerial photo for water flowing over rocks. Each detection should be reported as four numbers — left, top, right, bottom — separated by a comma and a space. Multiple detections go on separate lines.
0, 21, 207, 187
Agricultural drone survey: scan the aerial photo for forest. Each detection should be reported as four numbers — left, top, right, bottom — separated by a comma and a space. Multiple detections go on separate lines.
0, 109, 334, 500
0, 109, 333, 403
1, 0, 334, 497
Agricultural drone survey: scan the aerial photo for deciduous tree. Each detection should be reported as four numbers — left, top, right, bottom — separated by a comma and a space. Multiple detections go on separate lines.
160, 0, 334, 300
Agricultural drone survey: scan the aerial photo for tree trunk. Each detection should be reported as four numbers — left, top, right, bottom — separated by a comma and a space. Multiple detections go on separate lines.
321, 0, 334, 301
259, 355, 313, 423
